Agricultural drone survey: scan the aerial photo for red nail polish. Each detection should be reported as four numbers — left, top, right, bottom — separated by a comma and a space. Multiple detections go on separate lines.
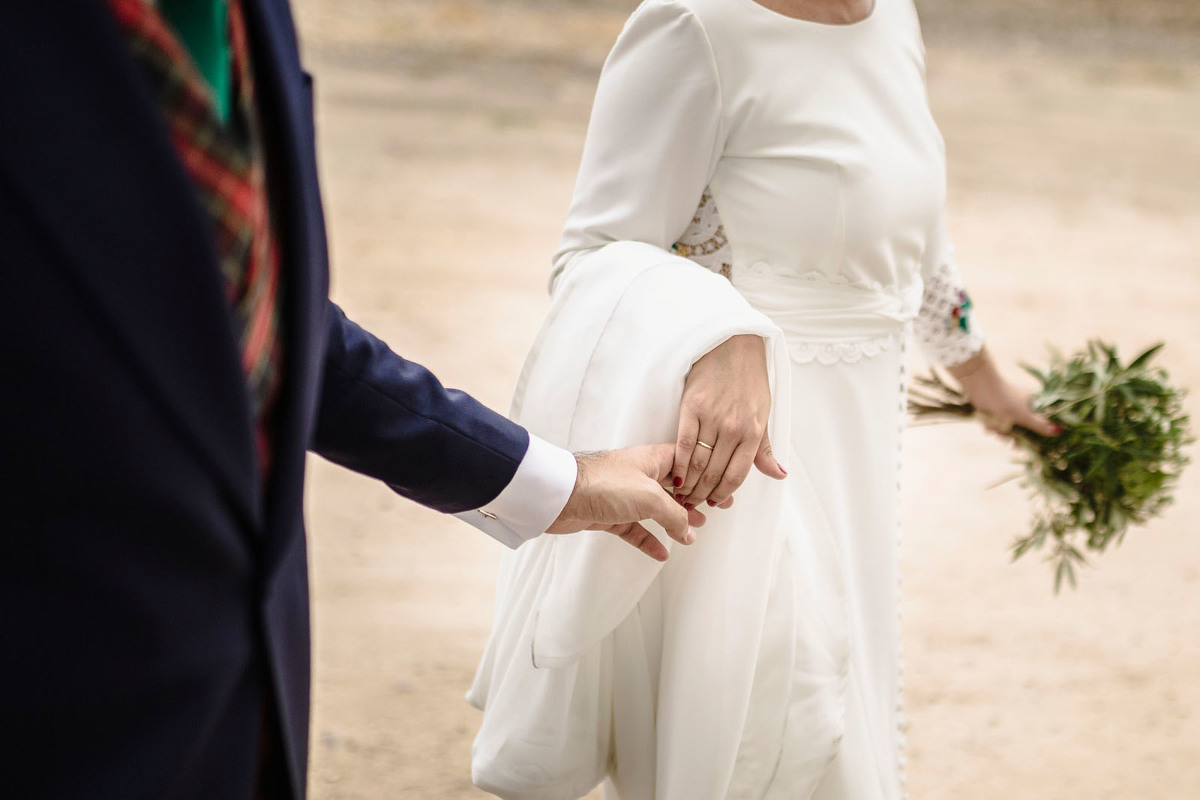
675, 494, 685, 504
673, 476, 683, 488
1053, 425, 1065, 435
684, 503, 695, 511
706, 499, 716, 507
777, 460, 788, 476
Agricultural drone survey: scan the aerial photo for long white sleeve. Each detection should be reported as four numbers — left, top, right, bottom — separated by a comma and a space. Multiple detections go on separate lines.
552, 0, 725, 287
914, 217, 984, 366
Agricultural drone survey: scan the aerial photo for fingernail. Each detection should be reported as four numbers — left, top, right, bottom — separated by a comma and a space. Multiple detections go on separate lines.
675, 494, 685, 503
777, 460, 788, 476
673, 476, 683, 488
706, 499, 716, 507
684, 502, 695, 511
1052, 425, 1065, 435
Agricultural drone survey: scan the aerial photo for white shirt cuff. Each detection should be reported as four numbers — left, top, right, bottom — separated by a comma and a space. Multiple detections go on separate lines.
452, 434, 577, 549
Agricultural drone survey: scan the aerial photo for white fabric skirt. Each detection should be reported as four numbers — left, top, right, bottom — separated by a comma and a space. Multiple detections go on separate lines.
595, 339, 909, 800
468, 245, 908, 800
792, 342, 907, 800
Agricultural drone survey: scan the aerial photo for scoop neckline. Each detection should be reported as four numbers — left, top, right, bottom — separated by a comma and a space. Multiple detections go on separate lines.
739, 0, 880, 29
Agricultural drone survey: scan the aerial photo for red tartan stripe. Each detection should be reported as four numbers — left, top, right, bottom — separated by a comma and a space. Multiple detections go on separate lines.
170, 134, 257, 220
255, 426, 272, 473
110, 0, 222, 122
241, 247, 280, 375
111, 0, 285, 474
109, 0, 188, 68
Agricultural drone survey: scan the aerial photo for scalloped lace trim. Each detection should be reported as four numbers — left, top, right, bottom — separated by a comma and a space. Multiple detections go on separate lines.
786, 332, 900, 365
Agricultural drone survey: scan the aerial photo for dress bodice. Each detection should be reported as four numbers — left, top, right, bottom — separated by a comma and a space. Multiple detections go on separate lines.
701, 0, 945, 296
554, 0, 983, 365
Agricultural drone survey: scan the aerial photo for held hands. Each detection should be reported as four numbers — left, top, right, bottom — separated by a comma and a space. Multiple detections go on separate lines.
674, 334, 787, 509
949, 346, 1061, 438
548, 445, 710, 562
547, 343, 1057, 564
546, 335, 785, 562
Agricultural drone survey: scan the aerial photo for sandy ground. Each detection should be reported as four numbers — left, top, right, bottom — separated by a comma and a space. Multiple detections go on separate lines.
288, 1, 1200, 797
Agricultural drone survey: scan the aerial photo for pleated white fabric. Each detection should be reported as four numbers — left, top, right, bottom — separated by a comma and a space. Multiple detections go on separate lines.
467, 242, 851, 800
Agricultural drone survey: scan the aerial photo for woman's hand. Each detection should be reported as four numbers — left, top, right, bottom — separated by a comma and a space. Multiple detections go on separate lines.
949, 346, 1062, 438
674, 334, 788, 509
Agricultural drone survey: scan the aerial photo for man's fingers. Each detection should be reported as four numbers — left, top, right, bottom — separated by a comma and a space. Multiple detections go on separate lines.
752, 432, 787, 480
706, 440, 756, 507
641, 442, 680, 484
612, 522, 669, 562
644, 487, 694, 546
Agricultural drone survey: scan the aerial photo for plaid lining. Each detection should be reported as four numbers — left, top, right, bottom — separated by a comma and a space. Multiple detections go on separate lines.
110, 0, 284, 474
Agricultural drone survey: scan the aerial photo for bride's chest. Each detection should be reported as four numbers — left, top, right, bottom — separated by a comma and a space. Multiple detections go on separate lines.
710, 27, 946, 283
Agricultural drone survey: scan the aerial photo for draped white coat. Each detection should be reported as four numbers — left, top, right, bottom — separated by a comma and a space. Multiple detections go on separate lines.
468, 243, 850, 800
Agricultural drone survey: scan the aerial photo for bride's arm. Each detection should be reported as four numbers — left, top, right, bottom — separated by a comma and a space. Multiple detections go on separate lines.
552, 0, 785, 509
551, 0, 724, 288
916, 219, 1059, 437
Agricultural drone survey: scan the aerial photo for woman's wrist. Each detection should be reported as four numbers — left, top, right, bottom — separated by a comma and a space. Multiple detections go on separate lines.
946, 345, 1000, 396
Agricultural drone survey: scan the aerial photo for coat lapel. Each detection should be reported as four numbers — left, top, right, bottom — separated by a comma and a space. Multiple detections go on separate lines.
240, 0, 328, 539
0, 2, 261, 529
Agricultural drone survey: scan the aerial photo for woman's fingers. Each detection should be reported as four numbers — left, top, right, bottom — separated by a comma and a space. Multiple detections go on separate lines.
686, 434, 737, 507
1018, 402, 1063, 437
752, 431, 787, 480
983, 397, 1062, 438
705, 440, 757, 508
673, 413, 701, 495
679, 424, 717, 499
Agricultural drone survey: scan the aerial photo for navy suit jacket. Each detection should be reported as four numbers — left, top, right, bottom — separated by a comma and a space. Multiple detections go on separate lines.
0, 2, 531, 797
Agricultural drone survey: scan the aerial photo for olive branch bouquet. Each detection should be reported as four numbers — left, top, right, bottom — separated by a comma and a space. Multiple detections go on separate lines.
909, 341, 1193, 591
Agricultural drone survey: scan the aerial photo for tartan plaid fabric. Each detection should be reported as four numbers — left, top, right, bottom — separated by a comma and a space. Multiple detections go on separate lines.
109, 0, 284, 474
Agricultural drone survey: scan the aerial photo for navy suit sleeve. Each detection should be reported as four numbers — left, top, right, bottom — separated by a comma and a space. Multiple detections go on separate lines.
311, 302, 530, 514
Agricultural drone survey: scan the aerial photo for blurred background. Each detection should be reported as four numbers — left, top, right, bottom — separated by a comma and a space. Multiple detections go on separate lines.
288, 0, 1200, 797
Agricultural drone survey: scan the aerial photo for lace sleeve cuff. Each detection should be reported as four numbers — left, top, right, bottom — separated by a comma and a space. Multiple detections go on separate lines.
914, 259, 984, 367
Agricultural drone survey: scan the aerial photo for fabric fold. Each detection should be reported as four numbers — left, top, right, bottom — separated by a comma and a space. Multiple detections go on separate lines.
469, 242, 848, 799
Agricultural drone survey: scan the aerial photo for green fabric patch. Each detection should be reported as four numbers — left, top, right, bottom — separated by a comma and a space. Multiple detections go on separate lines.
160, 0, 231, 122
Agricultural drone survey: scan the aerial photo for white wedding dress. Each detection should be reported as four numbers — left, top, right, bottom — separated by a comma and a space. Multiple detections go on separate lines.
468, 0, 983, 797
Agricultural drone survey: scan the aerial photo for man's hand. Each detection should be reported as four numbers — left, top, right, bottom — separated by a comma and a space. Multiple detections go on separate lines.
547, 444, 707, 562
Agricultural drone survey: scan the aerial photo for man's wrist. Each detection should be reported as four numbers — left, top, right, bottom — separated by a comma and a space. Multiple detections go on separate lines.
469, 435, 578, 546
549, 451, 601, 533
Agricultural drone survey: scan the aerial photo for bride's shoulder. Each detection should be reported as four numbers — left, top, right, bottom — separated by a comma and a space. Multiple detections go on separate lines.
620, 0, 744, 54
624, 0, 743, 33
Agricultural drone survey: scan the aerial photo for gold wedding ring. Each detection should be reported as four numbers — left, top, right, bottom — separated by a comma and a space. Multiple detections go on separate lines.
696, 440, 715, 451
